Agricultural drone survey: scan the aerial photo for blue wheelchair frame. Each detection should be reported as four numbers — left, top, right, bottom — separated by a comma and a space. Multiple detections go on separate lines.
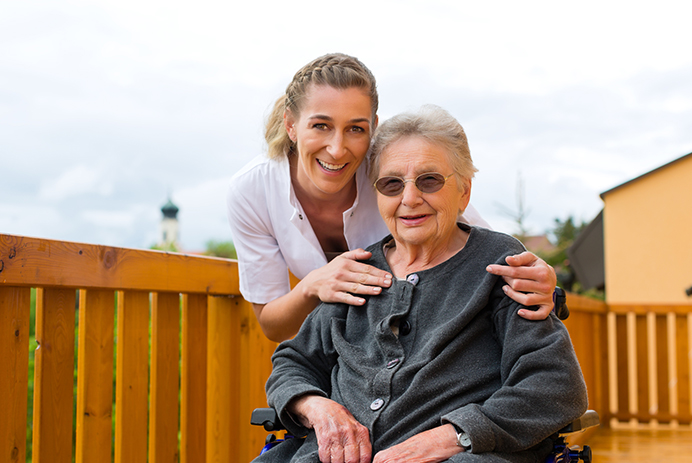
251, 408, 599, 462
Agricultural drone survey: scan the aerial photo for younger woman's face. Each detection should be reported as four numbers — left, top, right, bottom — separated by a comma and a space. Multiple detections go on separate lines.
285, 84, 376, 200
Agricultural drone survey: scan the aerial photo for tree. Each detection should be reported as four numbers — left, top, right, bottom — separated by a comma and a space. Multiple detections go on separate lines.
204, 240, 237, 259
495, 172, 531, 239
544, 216, 588, 293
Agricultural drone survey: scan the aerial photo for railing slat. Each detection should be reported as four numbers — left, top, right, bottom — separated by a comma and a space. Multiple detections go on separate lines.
76, 289, 115, 463
206, 295, 238, 463
149, 292, 180, 463
181, 294, 207, 463
114, 290, 150, 463
32, 288, 76, 463
0, 287, 31, 463
238, 297, 278, 463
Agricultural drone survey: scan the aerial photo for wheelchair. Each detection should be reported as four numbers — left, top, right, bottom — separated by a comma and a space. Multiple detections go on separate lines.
251, 407, 599, 462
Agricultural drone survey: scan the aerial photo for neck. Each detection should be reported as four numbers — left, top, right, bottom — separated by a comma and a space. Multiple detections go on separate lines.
386, 228, 468, 278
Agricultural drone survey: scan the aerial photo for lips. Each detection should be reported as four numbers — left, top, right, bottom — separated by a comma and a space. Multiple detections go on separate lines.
317, 159, 347, 172
399, 214, 429, 225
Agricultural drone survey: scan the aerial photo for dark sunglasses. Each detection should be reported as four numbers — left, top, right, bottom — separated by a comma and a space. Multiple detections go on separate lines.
373, 172, 454, 197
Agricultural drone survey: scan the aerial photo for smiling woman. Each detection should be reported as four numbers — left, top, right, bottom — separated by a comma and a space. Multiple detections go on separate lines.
226, 53, 559, 343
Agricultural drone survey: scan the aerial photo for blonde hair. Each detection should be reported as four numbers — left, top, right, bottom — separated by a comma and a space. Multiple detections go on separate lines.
265, 53, 378, 160
369, 105, 478, 186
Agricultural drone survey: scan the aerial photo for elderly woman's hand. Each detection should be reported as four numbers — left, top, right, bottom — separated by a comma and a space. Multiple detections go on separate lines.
299, 249, 393, 306
372, 424, 462, 463
289, 395, 372, 463
486, 251, 557, 320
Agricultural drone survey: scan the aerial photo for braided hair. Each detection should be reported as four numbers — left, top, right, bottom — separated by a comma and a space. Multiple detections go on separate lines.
265, 53, 378, 160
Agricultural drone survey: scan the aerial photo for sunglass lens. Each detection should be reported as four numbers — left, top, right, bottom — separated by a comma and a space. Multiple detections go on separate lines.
375, 177, 404, 196
416, 173, 445, 193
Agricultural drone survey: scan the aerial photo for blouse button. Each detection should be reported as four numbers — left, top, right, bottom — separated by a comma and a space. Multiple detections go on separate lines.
298, 213, 303, 220
370, 398, 385, 411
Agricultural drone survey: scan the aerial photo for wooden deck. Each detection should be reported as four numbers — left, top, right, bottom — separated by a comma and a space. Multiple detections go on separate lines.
586, 427, 692, 462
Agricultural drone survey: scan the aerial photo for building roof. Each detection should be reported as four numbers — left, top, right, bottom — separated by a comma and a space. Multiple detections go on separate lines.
600, 152, 692, 199
161, 198, 179, 218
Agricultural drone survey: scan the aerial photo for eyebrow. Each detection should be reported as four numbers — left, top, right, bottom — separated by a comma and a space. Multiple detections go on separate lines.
308, 114, 371, 124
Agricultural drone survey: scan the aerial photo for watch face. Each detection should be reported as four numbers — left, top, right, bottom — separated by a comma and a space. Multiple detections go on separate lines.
458, 432, 471, 448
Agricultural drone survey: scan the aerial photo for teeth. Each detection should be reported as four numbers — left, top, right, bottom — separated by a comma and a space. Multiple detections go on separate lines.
318, 159, 346, 171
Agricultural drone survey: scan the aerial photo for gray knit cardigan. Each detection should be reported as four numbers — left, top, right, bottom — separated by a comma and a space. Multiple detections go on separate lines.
255, 224, 587, 463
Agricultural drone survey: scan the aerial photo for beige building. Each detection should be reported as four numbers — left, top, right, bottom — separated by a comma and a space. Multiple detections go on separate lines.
600, 152, 692, 305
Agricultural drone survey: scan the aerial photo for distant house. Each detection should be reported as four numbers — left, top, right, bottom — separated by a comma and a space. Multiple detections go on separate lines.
569, 152, 692, 304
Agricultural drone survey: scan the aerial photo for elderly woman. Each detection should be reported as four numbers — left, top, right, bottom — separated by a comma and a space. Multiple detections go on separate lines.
254, 106, 587, 463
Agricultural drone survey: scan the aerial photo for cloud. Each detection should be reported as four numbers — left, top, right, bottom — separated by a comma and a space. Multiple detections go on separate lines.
38, 164, 114, 201
1, 0, 692, 250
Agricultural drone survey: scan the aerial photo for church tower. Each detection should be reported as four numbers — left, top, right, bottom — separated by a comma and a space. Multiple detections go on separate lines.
159, 197, 180, 248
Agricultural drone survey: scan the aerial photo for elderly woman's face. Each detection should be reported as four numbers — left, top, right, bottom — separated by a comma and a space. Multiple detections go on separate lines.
376, 136, 470, 249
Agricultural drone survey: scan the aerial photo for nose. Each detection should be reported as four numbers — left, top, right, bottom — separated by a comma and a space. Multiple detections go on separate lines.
326, 132, 346, 159
400, 180, 423, 207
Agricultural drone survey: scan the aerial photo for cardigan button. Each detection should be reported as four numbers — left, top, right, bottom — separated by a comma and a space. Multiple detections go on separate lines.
386, 358, 400, 369
370, 398, 385, 411
406, 274, 419, 285
399, 320, 411, 336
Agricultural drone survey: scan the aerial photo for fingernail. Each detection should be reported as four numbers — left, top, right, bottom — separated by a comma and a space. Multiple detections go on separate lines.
502, 285, 509, 293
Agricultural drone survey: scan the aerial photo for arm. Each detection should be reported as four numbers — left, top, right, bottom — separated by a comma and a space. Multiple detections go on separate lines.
441, 296, 587, 454
486, 251, 557, 320
253, 250, 392, 342
228, 173, 391, 342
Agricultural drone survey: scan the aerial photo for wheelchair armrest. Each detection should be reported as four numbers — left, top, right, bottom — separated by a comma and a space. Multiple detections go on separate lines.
251, 407, 287, 432
557, 410, 600, 435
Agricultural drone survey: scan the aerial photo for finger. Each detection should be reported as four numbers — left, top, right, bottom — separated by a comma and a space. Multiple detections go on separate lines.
504, 251, 538, 267
503, 286, 554, 320
486, 264, 541, 281
338, 248, 372, 260
340, 292, 367, 306
518, 304, 553, 320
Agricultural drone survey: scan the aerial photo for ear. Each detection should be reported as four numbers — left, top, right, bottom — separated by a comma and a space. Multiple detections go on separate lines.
373, 114, 379, 131
284, 110, 297, 142
458, 178, 472, 215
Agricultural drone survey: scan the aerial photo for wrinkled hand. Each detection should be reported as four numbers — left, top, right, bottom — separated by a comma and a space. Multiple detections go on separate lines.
373, 424, 461, 463
290, 395, 372, 463
302, 249, 392, 306
486, 251, 557, 320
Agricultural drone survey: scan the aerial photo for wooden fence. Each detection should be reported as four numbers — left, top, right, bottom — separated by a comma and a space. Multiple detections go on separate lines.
0, 234, 277, 463
2, 233, 691, 462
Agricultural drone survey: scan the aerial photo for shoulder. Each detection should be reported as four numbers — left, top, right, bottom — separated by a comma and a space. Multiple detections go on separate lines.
230, 155, 286, 187
227, 155, 289, 208
464, 225, 527, 262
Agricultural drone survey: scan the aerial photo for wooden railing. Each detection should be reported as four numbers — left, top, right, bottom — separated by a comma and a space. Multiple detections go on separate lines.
0, 234, 277, 463
605, 305, 692, 429
2, 233, 690, 462
564, 294, 692, 430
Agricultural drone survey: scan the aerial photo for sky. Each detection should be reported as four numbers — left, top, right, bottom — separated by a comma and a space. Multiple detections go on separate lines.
2, 0, 691, 251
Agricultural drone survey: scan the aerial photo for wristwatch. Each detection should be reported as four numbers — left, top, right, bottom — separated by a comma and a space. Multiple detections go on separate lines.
455, 428, 471, 450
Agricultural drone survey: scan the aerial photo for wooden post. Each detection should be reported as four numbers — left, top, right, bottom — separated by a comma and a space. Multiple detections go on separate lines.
32, 288, 77, 463
181, 294, 208, 463
149, 292, 181, 463
75, 289, 115, 462
114, 290, 150, 463
0, 287, 31, 463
